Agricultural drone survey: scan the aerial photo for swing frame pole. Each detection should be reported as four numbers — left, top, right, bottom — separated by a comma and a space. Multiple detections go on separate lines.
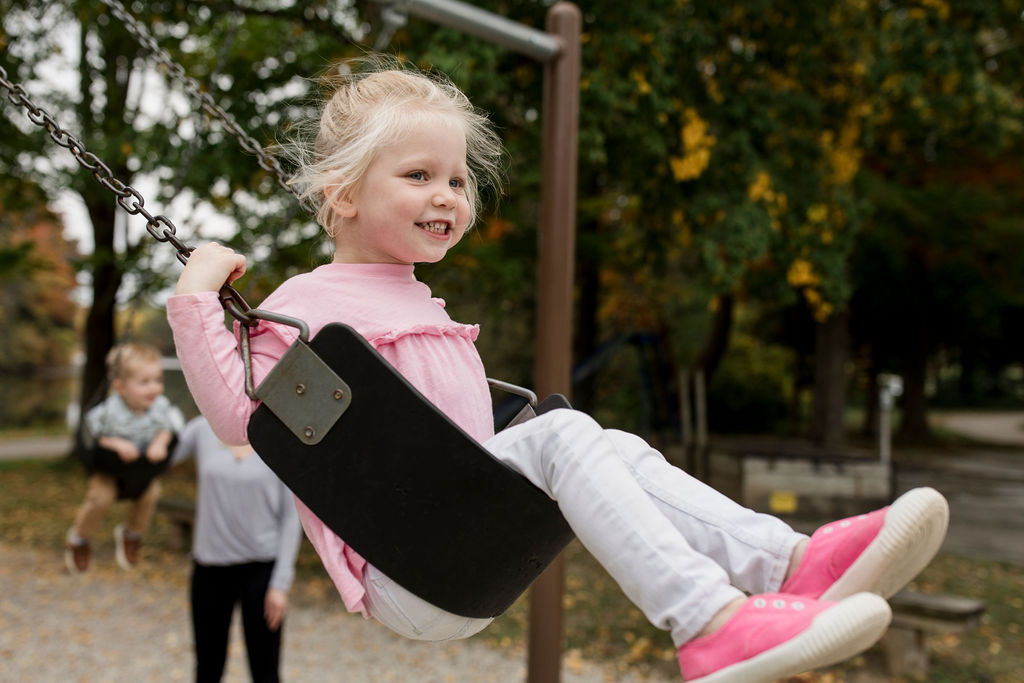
372, 2, 580, 681
531, 5, 581, 683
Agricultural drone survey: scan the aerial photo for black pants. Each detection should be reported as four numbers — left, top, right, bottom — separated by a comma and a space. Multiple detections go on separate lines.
190, 560, 282, 683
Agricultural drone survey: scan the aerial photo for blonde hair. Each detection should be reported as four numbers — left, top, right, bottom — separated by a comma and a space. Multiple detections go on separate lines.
106, 343, 162, 381
282, 58, 504, 237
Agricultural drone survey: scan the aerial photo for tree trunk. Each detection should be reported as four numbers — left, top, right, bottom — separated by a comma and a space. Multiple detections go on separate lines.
75, 16, 133, 424
862, 371, 880, 437
861, 348, 880, 438
811, 311, 851, 449
789, 355, 804, 434
572, 218, 601, 416
78, 200, 122, 414
694, 293, 733, 382
898, 349, 931, 441
957, 346, 977, 404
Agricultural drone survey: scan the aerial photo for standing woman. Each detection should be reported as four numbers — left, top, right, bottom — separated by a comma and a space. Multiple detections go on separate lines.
172, 416, 303, 683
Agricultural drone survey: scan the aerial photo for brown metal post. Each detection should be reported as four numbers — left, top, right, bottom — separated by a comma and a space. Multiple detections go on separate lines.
528, 4, 580, 683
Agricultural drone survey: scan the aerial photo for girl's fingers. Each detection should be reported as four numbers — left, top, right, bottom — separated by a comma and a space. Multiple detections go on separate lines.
175, 242, 248, 294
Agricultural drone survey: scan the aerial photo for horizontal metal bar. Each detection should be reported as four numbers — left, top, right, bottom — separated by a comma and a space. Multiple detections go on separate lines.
487, 377, 539, 407
374, 0, 561, 62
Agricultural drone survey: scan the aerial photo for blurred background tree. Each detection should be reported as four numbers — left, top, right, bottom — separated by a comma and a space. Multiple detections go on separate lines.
1, 0, 1022, 447
0, 0, 366, 420
0, 176, 78, 370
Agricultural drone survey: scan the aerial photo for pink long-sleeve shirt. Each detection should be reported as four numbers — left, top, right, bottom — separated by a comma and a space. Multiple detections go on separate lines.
167, 263, 496, 614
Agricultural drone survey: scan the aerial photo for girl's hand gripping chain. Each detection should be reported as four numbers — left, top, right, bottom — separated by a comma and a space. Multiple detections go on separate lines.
175, 243, 248, 295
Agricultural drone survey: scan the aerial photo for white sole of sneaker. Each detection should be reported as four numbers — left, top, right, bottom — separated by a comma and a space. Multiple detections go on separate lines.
65, 527, 88, 574
820, 487, 949, 601
691, 592, 892, 683
113, 523, 133, 571
64, 547, 86, 575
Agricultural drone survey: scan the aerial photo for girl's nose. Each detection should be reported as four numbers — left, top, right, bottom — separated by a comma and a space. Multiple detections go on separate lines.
433, 185, 457, 207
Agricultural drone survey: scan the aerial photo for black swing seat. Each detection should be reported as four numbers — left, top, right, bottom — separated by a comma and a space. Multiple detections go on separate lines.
247, 322, 575, 619
80, 439, 176, 500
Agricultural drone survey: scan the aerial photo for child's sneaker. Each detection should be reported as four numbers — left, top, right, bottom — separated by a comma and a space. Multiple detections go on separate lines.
677, 592, 891, 683
114, 523, 142, 570
781, 487, 949, 601
64, 529, 90, 574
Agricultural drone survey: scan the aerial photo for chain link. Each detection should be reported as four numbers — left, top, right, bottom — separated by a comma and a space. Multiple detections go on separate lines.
98, 0, 301, 201
0, 64, 254, 323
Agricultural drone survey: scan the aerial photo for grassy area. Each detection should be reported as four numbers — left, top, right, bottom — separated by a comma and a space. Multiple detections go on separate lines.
0, 424, 73, 439
2, 456, 1021, 682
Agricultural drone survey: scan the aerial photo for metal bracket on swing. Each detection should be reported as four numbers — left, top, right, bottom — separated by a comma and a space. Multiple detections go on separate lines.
487, 378, 539, 427
239, 310, 352, 446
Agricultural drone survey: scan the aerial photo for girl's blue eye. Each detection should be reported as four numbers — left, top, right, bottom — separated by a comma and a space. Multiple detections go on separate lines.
409, 171, 425, 180
450, 178, 464, 189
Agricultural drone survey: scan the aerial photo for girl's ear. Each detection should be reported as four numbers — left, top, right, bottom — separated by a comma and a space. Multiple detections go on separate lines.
337, 196, 358, 219
328, 184, 358, 219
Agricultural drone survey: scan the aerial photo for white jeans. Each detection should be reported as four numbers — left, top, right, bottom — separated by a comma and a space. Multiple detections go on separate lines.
362, 564, 493, 641
364, 408, 805, 645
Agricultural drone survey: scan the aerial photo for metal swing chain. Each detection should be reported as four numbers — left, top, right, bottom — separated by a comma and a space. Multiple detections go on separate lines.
98, 0, 301, 202
0, 64, 254, 324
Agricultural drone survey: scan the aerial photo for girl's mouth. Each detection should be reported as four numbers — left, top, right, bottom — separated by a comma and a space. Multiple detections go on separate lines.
417, 221, 450, 235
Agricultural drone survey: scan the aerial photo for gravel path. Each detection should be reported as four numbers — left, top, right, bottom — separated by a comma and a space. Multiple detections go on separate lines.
0, 541, 674, 683
929, 411, 1024, 445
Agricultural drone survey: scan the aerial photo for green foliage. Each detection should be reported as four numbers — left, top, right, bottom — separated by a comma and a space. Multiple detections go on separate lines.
707, 331, 793, 433
1, 0, 1022, 430
850, 163, 1024, 390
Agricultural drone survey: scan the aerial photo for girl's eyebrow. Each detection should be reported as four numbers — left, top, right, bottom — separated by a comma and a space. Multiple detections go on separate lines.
396, 151, 462, 165
396, 156, 468, 174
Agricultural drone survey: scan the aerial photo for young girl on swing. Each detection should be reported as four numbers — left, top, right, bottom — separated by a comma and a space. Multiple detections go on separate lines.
168, 60, 949, 683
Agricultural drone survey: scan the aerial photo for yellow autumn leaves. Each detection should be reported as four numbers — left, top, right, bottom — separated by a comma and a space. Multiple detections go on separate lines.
670, 108, 715, 182
660, 94, 863, 323
788, 257, 834, 322
785, 196, 844, 321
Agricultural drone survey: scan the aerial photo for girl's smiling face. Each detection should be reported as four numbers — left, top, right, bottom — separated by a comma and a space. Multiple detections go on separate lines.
332, 114, 472, 265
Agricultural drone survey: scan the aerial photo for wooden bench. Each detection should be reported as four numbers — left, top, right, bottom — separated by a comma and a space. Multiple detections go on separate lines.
882, 590, 986, 677
156, 497, 195, 551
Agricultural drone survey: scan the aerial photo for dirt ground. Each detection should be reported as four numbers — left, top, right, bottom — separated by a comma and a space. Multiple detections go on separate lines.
0, 540, 672, 683
3, 411, 1023, 681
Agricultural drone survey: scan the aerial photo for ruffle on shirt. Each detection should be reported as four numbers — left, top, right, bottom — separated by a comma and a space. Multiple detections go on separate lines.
236, 316, 479, 353
368, 322, 480, 346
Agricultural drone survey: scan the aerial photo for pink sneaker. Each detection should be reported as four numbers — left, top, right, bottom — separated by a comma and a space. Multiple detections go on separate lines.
781, 487, 949, 601
677, 592, 891, 683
